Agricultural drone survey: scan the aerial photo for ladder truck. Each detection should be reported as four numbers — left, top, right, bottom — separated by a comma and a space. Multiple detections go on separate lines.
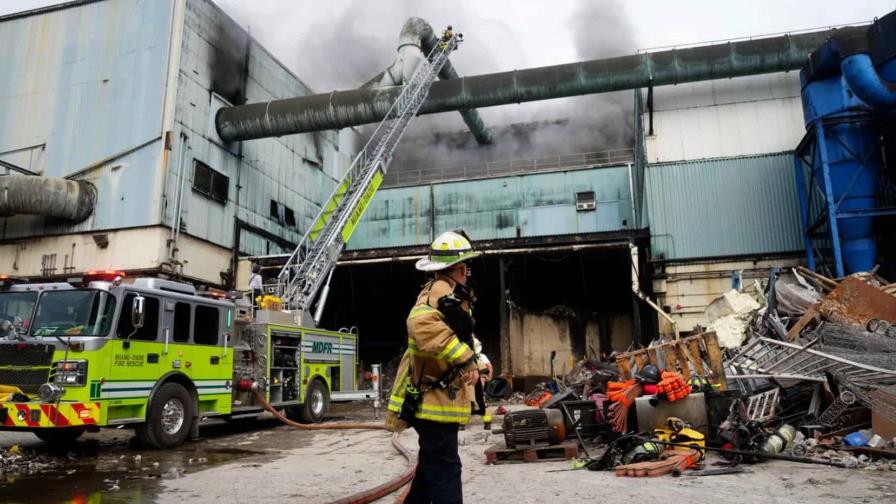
0, 32, 460, 448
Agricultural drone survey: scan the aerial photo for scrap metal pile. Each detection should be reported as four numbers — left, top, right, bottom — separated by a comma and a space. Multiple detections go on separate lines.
722, 267, 896, 468
484, 267, 896, 476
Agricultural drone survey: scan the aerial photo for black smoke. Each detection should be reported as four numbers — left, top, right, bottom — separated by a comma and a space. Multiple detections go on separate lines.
216, 0, 638, 173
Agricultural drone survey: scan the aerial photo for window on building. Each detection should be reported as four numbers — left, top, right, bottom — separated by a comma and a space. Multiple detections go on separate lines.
269, 199, 295, 228
193, 160, 229, 203
194, 305, 219, 345
173, 302, 191, 343
117, 293, 159, 341
284, 206, 296, 228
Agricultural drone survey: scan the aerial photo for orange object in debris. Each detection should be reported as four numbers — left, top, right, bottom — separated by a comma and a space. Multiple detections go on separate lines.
537, 392, 554, 408
656, 371, 691, 402
524, 391, 553, 407
614, 449, 700, 477
608, 381, 643, 432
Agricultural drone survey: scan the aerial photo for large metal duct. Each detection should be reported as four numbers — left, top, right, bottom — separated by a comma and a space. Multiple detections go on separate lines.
216, 27, 853, 142
0, 176, 97, 221
363, 17, 492, 144
797, 14, 896, 274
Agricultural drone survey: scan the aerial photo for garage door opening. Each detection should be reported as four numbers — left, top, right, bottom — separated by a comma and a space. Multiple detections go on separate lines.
320, 243, 656, 385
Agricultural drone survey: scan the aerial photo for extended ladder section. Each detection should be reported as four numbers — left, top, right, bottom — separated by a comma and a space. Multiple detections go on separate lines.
277, 33, 459, 320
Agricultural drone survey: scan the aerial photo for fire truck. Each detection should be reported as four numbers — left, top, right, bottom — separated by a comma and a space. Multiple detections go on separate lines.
0, 31, 458, 448
0, 271, 380, 448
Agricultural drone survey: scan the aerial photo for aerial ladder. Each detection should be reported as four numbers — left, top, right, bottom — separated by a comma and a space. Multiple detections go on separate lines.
276, 31, 461, 326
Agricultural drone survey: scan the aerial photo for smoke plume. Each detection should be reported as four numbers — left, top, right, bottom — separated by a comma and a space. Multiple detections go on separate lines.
217, 0, 638, 174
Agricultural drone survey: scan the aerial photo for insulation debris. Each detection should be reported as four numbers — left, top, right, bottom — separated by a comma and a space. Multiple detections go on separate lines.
706, 290, 761, 348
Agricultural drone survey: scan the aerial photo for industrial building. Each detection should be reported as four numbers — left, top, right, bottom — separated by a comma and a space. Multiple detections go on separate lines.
0, 0, 359, 285
332, 73, 808, 380
2, 0, 894, 386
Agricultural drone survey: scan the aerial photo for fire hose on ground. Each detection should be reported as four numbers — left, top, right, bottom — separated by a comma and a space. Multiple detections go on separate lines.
255, 391, 416, 504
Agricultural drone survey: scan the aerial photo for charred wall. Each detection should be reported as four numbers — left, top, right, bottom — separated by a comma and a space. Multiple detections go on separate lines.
321, 245, 653, 379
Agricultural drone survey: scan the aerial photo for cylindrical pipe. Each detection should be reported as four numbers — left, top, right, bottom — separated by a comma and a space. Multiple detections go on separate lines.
313, 269, 334, 326
0, 176, 96, 221
418, 26, 493, 145
833, 24, 896, 111
216, 28, 844, 142
841, 53, 896, 110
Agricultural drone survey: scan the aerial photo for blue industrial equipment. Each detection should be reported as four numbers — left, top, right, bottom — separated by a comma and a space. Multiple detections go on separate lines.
794, 17, 896, 277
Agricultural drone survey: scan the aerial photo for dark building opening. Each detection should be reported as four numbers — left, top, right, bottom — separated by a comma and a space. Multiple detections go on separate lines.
320, 243, 657, 387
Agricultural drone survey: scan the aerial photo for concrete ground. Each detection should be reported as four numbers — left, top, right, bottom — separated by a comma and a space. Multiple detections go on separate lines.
1, 403, 894, 503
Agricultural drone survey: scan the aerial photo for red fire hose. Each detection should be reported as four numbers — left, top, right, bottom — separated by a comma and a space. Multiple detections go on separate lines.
255, 392, 416, 503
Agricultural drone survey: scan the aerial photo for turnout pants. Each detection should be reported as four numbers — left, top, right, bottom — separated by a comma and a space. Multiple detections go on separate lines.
405, 419, 462, 504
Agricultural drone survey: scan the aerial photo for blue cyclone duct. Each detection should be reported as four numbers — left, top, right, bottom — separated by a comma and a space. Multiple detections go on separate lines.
798, 16, 896, 273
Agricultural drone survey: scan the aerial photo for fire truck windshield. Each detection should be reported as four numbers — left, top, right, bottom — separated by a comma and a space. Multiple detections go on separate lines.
0, 291, 37, 336
30, 290, 116, 337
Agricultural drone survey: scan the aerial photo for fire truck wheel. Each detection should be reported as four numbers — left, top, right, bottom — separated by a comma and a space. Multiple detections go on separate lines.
287, 379, 329, 423
33, 427, 85, 445
137, 382, 195, 449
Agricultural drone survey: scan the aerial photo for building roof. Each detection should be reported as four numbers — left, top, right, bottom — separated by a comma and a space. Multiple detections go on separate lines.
0, 0, 105, 22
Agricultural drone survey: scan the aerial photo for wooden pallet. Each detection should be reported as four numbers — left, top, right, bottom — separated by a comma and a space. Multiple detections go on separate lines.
484, 441, 578, 464
615, 331, 728, 390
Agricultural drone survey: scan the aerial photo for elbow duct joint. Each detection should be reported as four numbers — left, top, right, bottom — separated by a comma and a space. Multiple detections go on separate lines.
840, 52, 896, 111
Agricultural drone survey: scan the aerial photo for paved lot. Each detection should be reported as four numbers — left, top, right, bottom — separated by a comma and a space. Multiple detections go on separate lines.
1, 403, 894, 504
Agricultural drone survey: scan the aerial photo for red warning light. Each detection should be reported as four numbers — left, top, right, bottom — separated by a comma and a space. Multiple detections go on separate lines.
84, 270, 126, 282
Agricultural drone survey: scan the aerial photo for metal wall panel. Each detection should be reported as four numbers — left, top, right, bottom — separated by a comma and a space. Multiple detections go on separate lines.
645, 153, 802, 261
167, 0, 357, 256
0, 0, 174, 238
347, 185, 433, 249
643, 73, 805, 163
347, 165, 634, 251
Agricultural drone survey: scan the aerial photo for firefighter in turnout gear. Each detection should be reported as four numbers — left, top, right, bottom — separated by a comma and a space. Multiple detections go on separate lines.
386, 230, 481, 504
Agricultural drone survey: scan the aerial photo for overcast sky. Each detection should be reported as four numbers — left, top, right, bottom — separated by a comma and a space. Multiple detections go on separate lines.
4, 0, 893, 90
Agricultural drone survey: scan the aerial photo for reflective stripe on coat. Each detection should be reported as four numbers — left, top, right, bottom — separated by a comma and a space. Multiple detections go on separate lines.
386, 274, 476, 427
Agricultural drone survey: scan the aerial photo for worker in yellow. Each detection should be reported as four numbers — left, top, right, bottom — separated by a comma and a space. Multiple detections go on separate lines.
386, 230, 481, 504
440, 25, 454, 50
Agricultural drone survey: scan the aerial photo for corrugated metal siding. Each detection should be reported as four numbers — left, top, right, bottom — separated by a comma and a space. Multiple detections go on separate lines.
642, 73, 805, 163
347, 165, 634, 251
168, 0, 357, 255
645, 153, 802, 261
348, 185, 433, 249
0, 0, 174, 238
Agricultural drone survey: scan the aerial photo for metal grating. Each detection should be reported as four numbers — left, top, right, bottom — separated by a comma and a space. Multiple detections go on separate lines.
745, 388, 780, 421
0, 343, 55, 367
726, 337, 896, 387
0, 368, 50, 394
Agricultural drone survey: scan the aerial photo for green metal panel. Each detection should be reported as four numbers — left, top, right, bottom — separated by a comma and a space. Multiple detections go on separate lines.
645, 153, 802, 261
433, 177, 523, 241
347, 165, 635, 250
347, 185, 433, 249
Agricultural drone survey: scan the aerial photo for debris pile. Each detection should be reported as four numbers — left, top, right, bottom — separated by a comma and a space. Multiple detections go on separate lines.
0, 445, 65, 477
482, 267, 896, 477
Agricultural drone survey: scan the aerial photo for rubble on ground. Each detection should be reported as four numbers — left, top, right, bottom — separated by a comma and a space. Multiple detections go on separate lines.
0, 445, 66, 476
482, 266, 896, 477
